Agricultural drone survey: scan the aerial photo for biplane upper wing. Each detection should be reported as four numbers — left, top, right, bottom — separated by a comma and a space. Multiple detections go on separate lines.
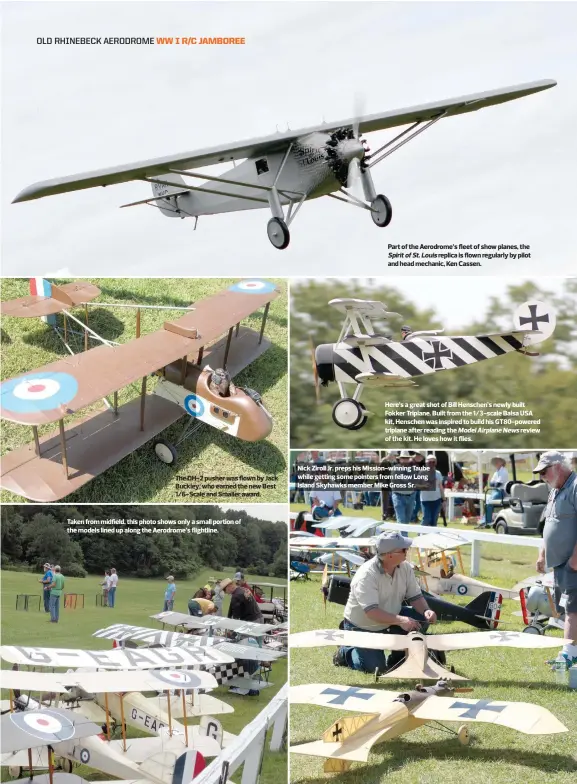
0, 281, 277, 425
152, 612, 270, 638
13, 80, 555, 203
0, 644, 235, 669
289, 537, 377, 549
409, 531, 470, 551
1, 707, 101, 753
317, 551, 367, 567
1, 282, 101, 318
412, 695, 567, 734
290, 683, 397, 713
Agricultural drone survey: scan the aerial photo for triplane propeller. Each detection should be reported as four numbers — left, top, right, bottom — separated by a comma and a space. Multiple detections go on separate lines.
0, 278, 280, 502
12, 80, 556, 249
311, 297, 556, 429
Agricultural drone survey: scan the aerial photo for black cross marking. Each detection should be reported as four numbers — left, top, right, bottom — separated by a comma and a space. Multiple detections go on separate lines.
321, 686, 373, 705
421, 341, 453, 370
450, 699, 506, 719
488, 632, 519, 642
316, 630, 344, 642
519, 304, 549, 331
332, 722, 344, 741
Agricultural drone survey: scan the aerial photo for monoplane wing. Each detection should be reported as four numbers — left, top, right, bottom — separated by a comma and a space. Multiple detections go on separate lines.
412, 696, 567, 734
289, 629, 408, 651
1, 282, 101, 318
424, 630, 568, 651
289, 537, 377, 549
1, 708, 101, 753
13, 80, 555, 203
0, 281, 277, 425
513, 572, 555, 591
0, 645, 234, 669
290, 683, 397, 713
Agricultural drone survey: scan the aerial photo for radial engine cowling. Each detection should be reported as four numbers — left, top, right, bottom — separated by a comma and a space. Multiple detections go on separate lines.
315, 343, 337, 386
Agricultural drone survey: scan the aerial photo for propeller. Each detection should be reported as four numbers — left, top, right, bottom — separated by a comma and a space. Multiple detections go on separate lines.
309, 335, 321, 404
324, 94, 369, 192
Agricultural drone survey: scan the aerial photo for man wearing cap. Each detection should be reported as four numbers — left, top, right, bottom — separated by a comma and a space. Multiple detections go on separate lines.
221, 578, 263, 623
391, 452, 418, 524
39, 563, 53, 613
534, 451, 577, 669
400, 326, 413, 341
334, 532, 437, 673
420, 455, 446, 527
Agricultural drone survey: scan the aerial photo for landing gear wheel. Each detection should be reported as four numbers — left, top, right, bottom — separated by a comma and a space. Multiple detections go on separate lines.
154, 439, 178, 465
523, 623, 545, 635
267, 217, 290, 249
347, 402, 368, 430
457, 725, 470, 746
8, 767, 22, 779
370, 194, 392, 227
332, 398, 365, 429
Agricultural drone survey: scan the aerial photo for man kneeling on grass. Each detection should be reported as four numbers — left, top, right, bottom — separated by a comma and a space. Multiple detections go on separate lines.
334, 532, 438, 674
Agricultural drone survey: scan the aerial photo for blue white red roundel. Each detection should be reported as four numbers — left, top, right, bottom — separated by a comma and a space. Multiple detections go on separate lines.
152, 670, 204, 688
1, 372, 78, 414
229, 280, 276, 294
11, 709, 75, 743
184, 394, 205, 418
457, 584, 468, 595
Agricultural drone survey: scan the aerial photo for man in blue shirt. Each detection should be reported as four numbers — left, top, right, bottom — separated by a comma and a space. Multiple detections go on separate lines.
535, 451, 577, 669
163, 576, 176, 612
39, 562, 53, 613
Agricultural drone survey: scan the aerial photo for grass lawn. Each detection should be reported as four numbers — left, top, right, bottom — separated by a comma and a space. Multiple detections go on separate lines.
0, 277, 288, 503
289, 523, 577, 784
0, 569, 287, 783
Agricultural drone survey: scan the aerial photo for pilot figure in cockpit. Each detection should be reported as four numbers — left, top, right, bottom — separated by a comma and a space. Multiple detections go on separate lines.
400, 325, 413, 341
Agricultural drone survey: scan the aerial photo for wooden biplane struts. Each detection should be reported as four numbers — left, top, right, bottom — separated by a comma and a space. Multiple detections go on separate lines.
12, 80, 556, 249
311, 298, 556, 429
0, 278, 280, 502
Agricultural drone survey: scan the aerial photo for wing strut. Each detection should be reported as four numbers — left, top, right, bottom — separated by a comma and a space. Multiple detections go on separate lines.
367, 111, 447, 168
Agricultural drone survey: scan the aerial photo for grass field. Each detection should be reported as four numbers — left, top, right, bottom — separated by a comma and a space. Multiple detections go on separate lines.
289, 513, 577, 784
0, 569, 287, 783
0, 277, 288, 503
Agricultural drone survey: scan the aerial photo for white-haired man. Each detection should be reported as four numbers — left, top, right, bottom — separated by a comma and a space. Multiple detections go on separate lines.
534, 451, 577, 669
334, 532, 437, 673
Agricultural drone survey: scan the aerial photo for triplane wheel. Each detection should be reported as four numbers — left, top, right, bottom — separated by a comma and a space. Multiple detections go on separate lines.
332, 398, 367, 430
154, 439, 178, 465
523, 623, 545, 635
457, 725, 470, 746
370, 194, 392, 227
267, 217, 290, 249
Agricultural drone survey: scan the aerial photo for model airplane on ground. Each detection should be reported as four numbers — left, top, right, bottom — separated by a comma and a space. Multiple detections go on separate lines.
511, 572, 565, 635
311, 298, 556, 429
0, 278, 279, 501
289, 629, 567, 681
290, 679, 567, 773
12, 81, 556, 249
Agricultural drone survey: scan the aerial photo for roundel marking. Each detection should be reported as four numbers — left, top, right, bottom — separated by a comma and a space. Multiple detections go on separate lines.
457, 584, 468, 595
79, 749, 91, 764
229, 280, 276, 294
153, 670, 203, 688
11, 709, 75, 743
184, 394, 205, 418
1, 372, 78, 414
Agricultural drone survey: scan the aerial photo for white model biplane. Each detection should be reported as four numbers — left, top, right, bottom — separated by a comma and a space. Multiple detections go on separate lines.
311, 298, 556, 429
289, 629, 567, 682
0, 278, 279, 501
290, 679, 567, 773
12, 81, 555, 249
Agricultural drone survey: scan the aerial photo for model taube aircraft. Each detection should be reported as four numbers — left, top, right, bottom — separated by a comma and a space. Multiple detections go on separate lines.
311, 298, 556, 429
12, 80, 555, 249
290, 679, 567, 773
0, 278, 278, 502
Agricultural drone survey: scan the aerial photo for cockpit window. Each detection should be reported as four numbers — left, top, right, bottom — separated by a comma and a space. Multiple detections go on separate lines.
255, 158, 269, 175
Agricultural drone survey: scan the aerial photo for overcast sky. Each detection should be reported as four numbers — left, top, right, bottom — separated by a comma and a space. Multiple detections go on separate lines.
2, 1, 576, 276
220, 504, 287, 524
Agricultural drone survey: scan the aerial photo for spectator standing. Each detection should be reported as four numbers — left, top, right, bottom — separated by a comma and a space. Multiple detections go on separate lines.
108, 568, 118, 608
48, 566, 65, 623
100, 570, 111, 605
39, 562, 53, 613
420, 455, 446, 527
164, 576, 176, 611
212, 580, 225, 615
391, 451, 417, 524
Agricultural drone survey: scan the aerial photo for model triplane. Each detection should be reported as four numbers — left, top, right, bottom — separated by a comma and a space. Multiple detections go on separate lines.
290, 679, 567, 774
311, 297, 556, 429
0, 278, 280, 501
12, 81, 555, 249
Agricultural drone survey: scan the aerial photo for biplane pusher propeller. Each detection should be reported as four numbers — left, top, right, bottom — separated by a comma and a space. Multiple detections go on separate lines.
290, 679, 567, 773
0, 279, 278, 502
12, 80, 555, 249
312, 298, 556, 429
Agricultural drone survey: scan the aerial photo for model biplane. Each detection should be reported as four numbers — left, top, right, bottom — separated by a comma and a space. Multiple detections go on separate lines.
289, 629, 568, 682
12, 80, 555, 249
290, 679, 567, 773
311, 298, 556, 429
0, 278, 279, 502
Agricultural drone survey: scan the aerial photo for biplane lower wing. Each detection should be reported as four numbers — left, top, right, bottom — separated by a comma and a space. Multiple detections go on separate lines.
0, 395, 183, 502
0, 282, 101, 318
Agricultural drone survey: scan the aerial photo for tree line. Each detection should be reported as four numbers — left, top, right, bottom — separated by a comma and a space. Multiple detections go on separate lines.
1, 505, 287, 579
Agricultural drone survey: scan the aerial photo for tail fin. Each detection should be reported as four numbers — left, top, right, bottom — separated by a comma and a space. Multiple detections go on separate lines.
151, 173, 189, 218
140, 750, 206, 784
467, 591, 502, 629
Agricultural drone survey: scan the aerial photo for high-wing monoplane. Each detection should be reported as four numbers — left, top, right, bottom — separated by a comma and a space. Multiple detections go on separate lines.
0, 278, 279, 501
12, 81, 556, 249
290, 679, 567, 773
311, 298, 556, 429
